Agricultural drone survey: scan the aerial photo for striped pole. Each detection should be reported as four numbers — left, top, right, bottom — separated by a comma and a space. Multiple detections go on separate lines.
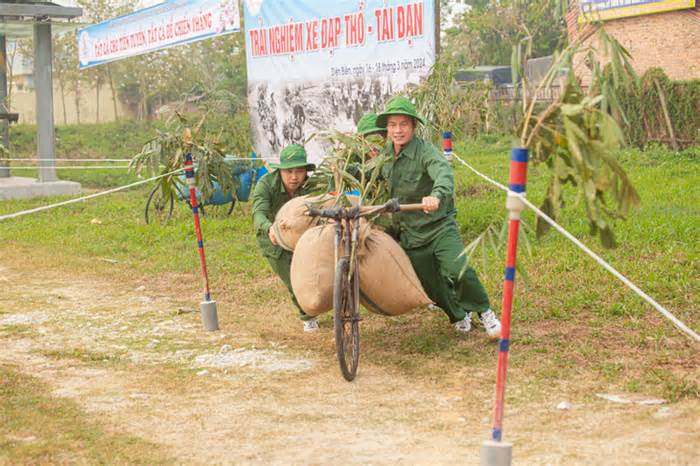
442, 131, 453, 164
183, 129, 219, 331
481, 147, 528, 466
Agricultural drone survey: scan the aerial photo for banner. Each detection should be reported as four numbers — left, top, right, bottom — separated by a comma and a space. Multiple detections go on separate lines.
244, 0, 436, 163
78, 0, 240, 69
579, 0, 696, 22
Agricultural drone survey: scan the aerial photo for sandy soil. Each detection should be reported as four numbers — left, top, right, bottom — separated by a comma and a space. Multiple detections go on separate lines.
0, 262, 698, 465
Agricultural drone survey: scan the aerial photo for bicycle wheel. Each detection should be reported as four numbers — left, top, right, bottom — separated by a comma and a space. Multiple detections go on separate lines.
201, 198, 236, 218
334, 256, 360, 381
145, 185, 174, 224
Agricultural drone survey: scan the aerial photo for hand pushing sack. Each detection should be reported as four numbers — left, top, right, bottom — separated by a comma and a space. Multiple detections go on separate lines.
290, 224, 335, 316
358, 229, 432, 316
272, 194, 334, 251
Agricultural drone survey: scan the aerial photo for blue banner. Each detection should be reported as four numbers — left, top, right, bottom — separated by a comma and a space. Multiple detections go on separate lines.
78, 0, 240, 69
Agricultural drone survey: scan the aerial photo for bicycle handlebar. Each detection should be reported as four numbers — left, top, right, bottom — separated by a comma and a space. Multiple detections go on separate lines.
306, 198, 426, 219
305, 205, 342, 218
396, 203, 425, 212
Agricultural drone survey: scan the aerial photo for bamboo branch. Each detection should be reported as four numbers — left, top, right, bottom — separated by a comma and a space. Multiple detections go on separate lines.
653, 79, 679, 151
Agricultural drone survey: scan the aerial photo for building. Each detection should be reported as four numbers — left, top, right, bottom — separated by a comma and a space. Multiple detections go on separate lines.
568, 1, 700, 81
8, 42, 34, 92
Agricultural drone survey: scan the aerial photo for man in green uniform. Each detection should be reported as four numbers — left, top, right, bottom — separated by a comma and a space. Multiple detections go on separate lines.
357, 111, 387, 141
252, 144, 319, 332
375, 96, 501, 337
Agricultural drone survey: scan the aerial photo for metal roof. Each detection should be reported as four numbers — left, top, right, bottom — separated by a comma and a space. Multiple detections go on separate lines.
0, 2, 82, 19
0, 19, 85, 38
0, 1, 83, 38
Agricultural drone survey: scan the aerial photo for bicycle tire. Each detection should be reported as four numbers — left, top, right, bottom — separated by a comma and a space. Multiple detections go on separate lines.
227, 197, 236, 216
334, 256, 360, 381
145, 185, 174, 224
199, 197, 236, 218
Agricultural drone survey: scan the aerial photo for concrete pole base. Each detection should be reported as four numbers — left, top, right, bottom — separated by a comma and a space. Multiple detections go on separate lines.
200, 300, 220, 331
0, 165, 9, 178
480, 440, 512, 466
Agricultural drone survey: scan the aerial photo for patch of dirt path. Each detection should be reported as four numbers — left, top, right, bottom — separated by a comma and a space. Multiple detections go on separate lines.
1, 262, 698, 465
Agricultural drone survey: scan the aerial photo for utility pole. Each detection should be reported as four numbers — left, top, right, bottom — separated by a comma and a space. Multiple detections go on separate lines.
0, 34, 9, 178
435, 0, 441, 58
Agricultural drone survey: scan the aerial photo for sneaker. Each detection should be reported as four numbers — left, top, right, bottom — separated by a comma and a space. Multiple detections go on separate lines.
478, 310, 502, 339
453, 312, 473, 334
303, 317, 319, 333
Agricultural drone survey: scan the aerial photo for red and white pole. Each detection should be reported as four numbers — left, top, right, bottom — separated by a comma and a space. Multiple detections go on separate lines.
183, 129, 219, 331
481, 147, 528, 466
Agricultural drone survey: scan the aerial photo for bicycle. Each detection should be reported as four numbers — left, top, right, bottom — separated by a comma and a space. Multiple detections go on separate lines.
306, 198, 424, 381
144, 157, 257, 224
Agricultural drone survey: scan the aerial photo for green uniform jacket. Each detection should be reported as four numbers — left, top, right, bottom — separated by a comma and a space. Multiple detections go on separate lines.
379, 135, 457, 249
252, 171, 309, 259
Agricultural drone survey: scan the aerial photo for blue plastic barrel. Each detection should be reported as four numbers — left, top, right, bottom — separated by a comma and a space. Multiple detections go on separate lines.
208, 180, 234, 205
236, 169, 254, 202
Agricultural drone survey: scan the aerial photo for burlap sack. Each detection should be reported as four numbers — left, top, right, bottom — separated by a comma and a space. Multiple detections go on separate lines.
358, 229, 432, 316
272, 194, 335, 251
290, 224, 336, 317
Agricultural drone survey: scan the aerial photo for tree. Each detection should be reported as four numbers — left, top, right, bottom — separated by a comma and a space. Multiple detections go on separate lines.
52, 33, 78, 124
443, 0, 567, 66
413, 14, 641, 249
76, 0, 138, 122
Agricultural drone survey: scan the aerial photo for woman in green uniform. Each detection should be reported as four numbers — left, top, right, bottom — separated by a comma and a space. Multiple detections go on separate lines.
375, 96, 501, 337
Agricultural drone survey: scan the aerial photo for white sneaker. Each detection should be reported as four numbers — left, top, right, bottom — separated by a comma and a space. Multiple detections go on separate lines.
453, 313, 473, 334
478, 310, 502, 339
303, 317, 319, 333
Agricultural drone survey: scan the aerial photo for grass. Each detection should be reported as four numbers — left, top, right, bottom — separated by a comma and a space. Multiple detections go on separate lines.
8, 120, 161, 160
1, 137, 698, 407
0, 325, 34, 336
41, 348, 126, 366
0, 364, 172, 464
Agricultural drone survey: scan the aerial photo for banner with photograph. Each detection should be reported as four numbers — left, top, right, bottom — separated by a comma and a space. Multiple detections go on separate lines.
243, 0, 436, 163
579, 0, 696, 22
78, 0, 240, 69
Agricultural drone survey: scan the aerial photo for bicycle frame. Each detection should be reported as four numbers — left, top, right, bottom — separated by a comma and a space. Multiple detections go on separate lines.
305, 198, 424, 381
330, 206, 362, 283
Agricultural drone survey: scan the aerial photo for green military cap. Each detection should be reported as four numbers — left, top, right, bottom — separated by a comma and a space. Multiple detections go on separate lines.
270, 144, 316, 170
357, 112, 387, 136
376, 96, 426, 128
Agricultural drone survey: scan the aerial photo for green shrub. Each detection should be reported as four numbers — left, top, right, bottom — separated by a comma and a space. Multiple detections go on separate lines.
9, 120, 162, 158
618, 68, 700, 149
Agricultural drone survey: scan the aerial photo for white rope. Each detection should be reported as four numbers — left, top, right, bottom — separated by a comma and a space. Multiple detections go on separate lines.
5, 158, 132, 162
453, 153, 700, 343
454, 157, 509, 192
9, 166, 131, 170
0, 168, 184, 222
5, 157, 261, 162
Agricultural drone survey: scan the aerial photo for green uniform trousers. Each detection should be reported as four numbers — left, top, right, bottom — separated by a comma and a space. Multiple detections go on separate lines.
404, 225, 491, 323
264, 250, 313, 321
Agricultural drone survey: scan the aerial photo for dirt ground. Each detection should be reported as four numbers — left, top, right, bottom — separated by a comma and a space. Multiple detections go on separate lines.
1, 259, 698, 465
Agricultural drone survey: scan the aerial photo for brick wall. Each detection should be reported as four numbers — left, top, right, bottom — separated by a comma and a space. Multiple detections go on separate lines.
569, 5, 700, 82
